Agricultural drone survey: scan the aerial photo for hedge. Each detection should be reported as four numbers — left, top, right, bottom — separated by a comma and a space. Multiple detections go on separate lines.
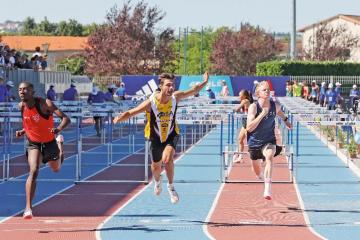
256, 61, 360, 76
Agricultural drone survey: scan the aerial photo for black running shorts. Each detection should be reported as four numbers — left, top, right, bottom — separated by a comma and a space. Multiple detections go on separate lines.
249, 144, 282, 161
27, 138, 60, 164
149, 134, 180, 162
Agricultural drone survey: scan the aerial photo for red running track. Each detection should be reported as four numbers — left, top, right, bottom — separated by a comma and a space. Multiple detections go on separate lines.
207, 152, 322, 240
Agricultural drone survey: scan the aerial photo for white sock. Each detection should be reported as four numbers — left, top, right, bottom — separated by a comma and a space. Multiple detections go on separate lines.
264, 178, 271, 195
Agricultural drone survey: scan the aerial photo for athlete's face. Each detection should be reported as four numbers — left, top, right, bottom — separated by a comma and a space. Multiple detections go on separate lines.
18, 83, 34, 102
160, 79, 175, 96
257, 84, 270, 99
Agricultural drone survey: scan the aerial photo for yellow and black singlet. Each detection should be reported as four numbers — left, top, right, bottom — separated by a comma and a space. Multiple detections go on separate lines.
144, 93, 179, 142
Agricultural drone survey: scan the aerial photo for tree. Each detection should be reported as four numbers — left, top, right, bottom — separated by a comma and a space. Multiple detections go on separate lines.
58, 56, 85, 75
84, 0, 175, 76
66, 19, 84, 36
210, 23, 280, 75
21, 17, 37, 35
174, 27, 217, 75
35, 17, 57, 35
55, 21, 69, 36
82, 23, 102, 36
302, 22, 359, 61
55, 19, 84, 36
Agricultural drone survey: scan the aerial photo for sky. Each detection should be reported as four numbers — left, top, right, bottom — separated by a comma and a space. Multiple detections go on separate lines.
2, 0, 360, 33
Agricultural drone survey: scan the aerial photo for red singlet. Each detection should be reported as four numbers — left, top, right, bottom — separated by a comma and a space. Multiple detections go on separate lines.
22, 98, 55, 143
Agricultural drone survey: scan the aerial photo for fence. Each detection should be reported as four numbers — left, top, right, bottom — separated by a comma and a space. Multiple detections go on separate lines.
0, 66, 92, 100
290, 75, 360, 96
92, 76, 122, 88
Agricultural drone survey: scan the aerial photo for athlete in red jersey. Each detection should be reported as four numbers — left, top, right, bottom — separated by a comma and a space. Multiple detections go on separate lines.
15, 81, 70, 219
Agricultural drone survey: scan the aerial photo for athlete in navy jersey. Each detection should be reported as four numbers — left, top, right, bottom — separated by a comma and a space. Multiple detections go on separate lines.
247, 81, 292, 200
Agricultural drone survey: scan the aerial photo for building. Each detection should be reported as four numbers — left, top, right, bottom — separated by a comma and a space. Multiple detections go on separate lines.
298, 14, 360, 62
0, 21, 22, 33
0, 36, 87, 70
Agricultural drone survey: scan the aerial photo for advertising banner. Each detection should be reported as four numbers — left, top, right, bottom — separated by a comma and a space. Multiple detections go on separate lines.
121, 75, 289, 97
179, 75, 233, 97
231, 76, 289, 97
121, 75, 181, 95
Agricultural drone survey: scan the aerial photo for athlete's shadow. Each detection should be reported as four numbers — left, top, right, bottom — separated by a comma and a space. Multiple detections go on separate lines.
287, 207, 360, 214
39, 225, 171, 234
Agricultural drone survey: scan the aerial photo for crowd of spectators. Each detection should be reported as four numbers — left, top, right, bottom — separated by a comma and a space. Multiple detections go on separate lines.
285, 80, 359, 113
0, 44, 48, 71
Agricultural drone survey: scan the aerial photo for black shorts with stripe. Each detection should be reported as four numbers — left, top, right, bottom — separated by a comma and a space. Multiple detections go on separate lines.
149, 133, 180, 162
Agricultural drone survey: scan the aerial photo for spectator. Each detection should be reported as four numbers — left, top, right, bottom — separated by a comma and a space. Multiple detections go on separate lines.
325, 83, 337, 110
21, 54, 32, 69
104, 84, 119, 104
285, 80, 293, 97
87, 86, 106, 137
219, 80, 230, 97
0, 76, 8, 102
293, 80, 301, 97
47, 85, 56, 101
319, 82, 327, 107
350, 84, 359, 113
63, 83, 78, 101
6, 80, 15, 102
302, 81, 309, 100
206, 86, 215, 99
335, 82, 343, 108
0, 51, 5, 66
32, 46, 42, 57
30, 56, 39, 71
8, 49, 16, 67
40, 55, 48, 70
310, 80, 319, 103
116, 82, 126, 100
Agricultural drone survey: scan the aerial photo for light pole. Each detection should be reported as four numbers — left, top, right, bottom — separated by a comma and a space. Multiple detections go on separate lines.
290, 0, 297, 60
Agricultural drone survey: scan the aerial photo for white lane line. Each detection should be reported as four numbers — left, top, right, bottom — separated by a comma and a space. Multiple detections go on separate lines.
96, 127, 215, 240
0, 133, 144, 224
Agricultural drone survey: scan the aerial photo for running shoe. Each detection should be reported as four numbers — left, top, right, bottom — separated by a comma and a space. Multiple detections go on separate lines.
154, 176, 162, 196
232, 154, 239, 163
167, 184, 179, 204
264, 178, 272, 200
233, 153, 244, 163
257, 172, 264, 181
23, 209, 33, 220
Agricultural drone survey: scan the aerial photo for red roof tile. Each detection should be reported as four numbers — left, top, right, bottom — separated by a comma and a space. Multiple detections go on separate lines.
0, 36, 87, 51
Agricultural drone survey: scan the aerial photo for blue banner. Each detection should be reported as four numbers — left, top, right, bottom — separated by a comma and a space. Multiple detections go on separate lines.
122, 75, 181, 95
121, 75, 289, 97
179, 75, 233, 97
231, 76, 289, 97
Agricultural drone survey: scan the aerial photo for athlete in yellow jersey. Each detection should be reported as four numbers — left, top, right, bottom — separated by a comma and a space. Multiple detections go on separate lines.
114, 72, 209, 203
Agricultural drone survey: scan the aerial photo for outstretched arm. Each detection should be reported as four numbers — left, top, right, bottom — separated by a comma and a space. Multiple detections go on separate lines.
113, 99, 151, 123
174, 71, 209, 101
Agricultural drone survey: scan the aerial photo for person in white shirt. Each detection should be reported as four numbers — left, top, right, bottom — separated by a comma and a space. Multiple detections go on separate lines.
220, 80, 230, 97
